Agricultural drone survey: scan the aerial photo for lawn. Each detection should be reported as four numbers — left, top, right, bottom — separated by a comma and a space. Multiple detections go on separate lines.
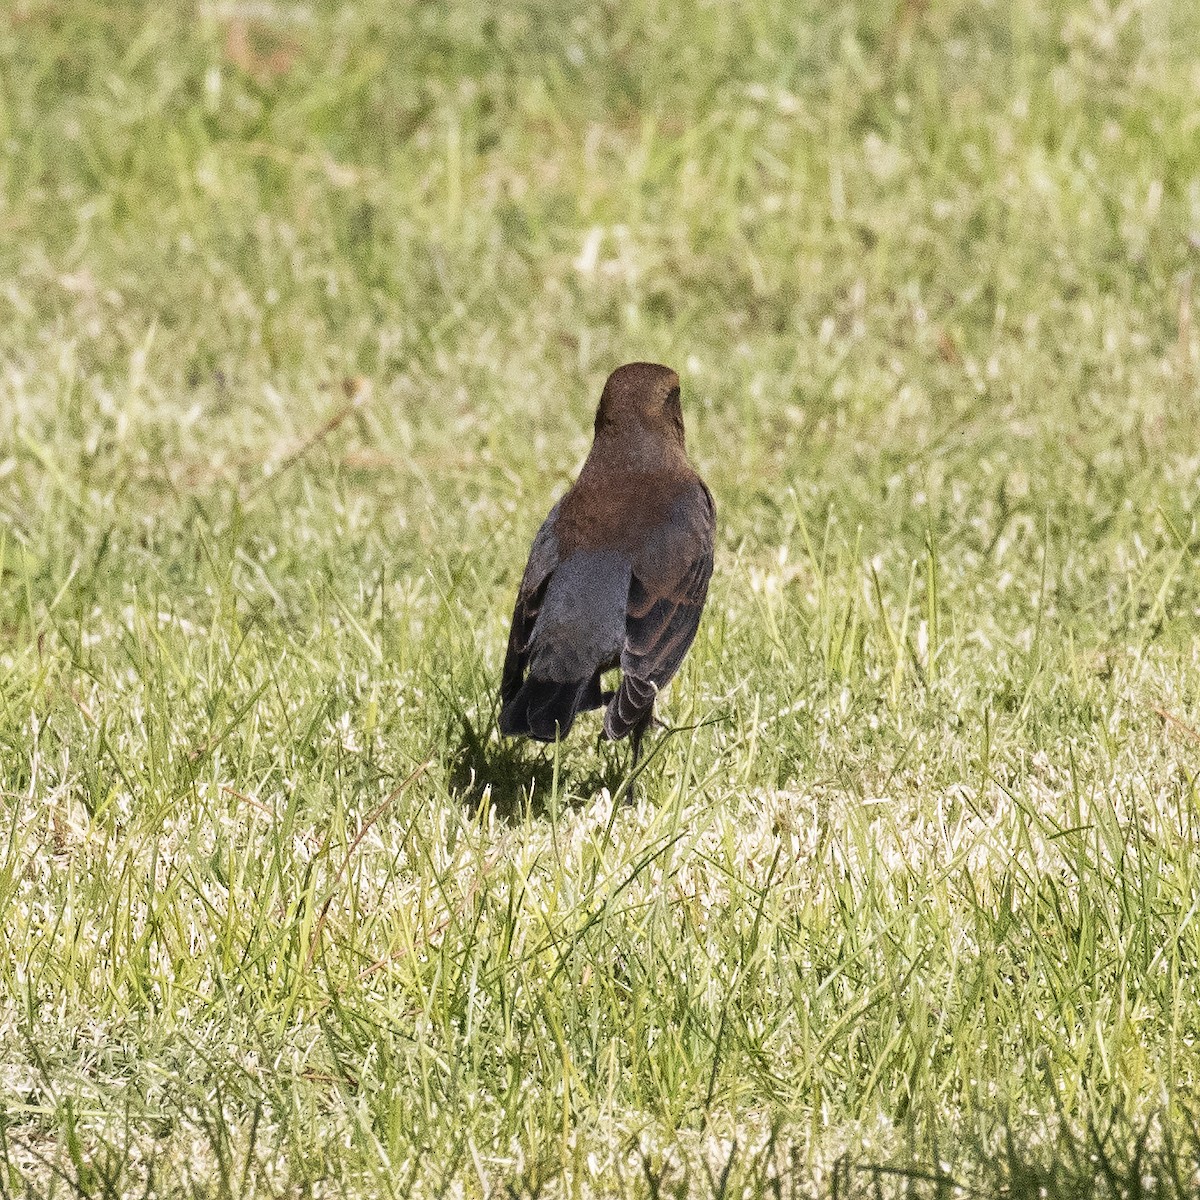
3, 1, 1200, 1195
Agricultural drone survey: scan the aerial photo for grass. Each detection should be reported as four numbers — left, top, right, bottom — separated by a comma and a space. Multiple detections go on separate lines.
3, 0, 1200, 1194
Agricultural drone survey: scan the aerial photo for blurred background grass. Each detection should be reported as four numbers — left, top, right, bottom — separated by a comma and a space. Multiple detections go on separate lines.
3, 1, 1200, 1195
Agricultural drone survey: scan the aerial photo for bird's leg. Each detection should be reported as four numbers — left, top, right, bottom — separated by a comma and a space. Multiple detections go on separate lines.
625, 708, 654, 803
626, 734, 642, 806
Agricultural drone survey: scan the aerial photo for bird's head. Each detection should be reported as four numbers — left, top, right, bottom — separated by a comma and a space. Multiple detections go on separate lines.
594, 362, 685, 446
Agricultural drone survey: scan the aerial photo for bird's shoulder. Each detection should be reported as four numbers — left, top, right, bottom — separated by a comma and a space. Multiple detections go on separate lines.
516, 498, 563, 595
552, 463, 709, 556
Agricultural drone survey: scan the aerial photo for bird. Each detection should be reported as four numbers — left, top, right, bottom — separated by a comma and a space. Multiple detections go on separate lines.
498, 362, 715, 770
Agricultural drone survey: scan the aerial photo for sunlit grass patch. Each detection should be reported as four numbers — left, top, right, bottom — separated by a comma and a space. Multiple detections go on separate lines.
3, 0, 1200, 1195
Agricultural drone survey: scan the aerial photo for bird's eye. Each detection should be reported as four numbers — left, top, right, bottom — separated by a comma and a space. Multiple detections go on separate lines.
666, 386, 681, 406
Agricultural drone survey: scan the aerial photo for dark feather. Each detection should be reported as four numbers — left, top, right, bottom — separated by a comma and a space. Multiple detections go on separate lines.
604, 483, 715, 741
500, 546, 628, 739
500, 502, 561, 708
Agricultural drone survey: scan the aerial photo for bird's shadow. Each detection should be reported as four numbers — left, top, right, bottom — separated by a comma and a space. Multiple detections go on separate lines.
449, 712, 628, 821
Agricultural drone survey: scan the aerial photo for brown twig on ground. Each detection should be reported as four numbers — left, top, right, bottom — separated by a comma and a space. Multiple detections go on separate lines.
305, 760, 433, 970
242, 377, 372, 502
1154, 705, 1200, 745
355, 844, 505, 982
71, 690, 98, 727
224, 18, 301, 80
221, 784, 275, 818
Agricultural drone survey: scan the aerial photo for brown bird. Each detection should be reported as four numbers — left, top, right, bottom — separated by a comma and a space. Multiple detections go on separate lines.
499, 362, 715, 767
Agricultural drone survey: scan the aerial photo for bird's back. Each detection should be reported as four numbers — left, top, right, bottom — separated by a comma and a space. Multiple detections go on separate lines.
528, 549, 629, 683
499, 361, 714, 753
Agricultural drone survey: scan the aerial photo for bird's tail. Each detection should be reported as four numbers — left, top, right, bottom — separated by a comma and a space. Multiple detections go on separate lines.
603, 674, 658, 742
499, 673, 610, 742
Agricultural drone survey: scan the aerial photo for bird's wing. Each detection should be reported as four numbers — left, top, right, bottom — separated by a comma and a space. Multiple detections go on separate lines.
606, 481, 715, 739
500, 501, 562, 705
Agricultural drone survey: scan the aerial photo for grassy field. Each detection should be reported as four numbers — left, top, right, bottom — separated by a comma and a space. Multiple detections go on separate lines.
3, 0, 1200, 1195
